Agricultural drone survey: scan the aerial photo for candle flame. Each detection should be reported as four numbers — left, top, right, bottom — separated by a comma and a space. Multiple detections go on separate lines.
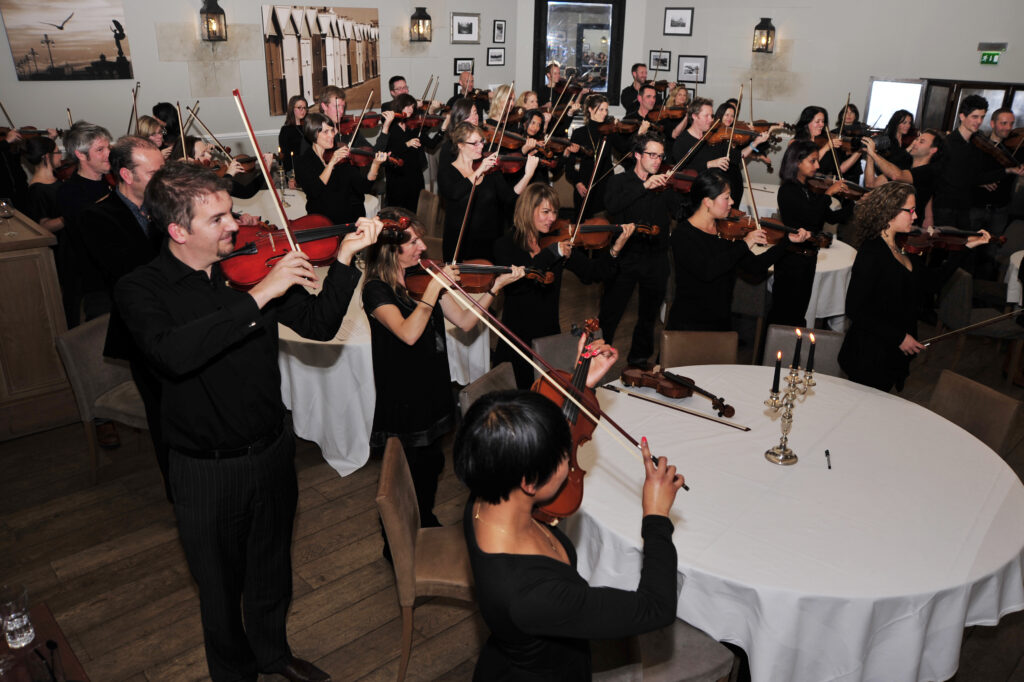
809, 333, 816, 343
796, 328, 802, 338
777, 350, 782, 360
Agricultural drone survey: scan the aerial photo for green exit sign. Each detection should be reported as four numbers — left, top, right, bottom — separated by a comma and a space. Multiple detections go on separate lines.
980, 52, 1000, 65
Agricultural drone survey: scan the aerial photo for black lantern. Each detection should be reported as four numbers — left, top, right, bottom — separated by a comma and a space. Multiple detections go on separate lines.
410, 7, 432, 42
201, 0, 227, 42
752, 17, 775, 53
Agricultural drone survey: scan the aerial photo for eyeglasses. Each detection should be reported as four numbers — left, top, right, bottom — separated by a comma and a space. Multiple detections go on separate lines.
899, 207, 917, 215
642, 151, 665, 160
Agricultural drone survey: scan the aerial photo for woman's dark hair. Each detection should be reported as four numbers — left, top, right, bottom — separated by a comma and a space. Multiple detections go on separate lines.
714, 101, 736, 122
794, 106, 828, 139
454, 391, 571, 504
152, 102, 179, 133
284, 95, 308, 126
302, 113, 333, 145
780, 139, 819, 182
392, 93, 417, 114
521, 109, 544, 136
884, 109, 914, 140
22, 136, 57, 170
683, 169, 731, 217
838, 103, 860, 124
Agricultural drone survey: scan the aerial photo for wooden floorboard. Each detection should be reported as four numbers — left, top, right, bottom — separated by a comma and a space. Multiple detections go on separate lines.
1, 268, 1023, 681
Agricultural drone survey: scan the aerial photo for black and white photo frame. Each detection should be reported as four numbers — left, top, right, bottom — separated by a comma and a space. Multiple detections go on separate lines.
663, 8, 694, 36
493, 19, 506, 44
451, 12, 480, 44
453, 57, 474, 76
648, 50, 671, 73
487, 47, 505, 67
677, 55, 706, 83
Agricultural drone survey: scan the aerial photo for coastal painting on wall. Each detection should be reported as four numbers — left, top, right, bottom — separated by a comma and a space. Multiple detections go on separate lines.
262, 6, 380, 116
0, 0, 133, 80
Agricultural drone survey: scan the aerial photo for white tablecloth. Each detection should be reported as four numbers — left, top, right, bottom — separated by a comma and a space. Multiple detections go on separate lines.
761, 238, 857, 326
742, 181, 780, 218
563, 365, 1024, 682
278, 273, 489, 476
1006, 250, 1023, 305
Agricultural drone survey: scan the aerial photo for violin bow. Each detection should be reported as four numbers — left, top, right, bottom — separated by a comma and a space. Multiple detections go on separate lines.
569, 139, 607, 245
176, 102, 188, 160
231, 89, 298, 253
920, 308, 1023, 346
838, 92, 851, 139
725, 84, 743, 159
544, 89, 579, 145
127, 82, 139, 135
418, 76, 433, 109
0, 101, 15, 128
823, 126, 843, 184
740, 155, 763, 229
348, 90, 373, 148
489, 82, 515, 153
749, 78, 754, 123
418, 77, 441, 140
548, 75, 574, 122
180, 100, 200, 135
66, 108, 73, 127
186, 105, 232, 160
449, 170, 481, 265
601, 384, 748, 431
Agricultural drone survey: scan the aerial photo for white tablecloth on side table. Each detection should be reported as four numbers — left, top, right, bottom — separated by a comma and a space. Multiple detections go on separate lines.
563, 364, 1024, 682
761, 238, 857, 326
1006, 250, 1023, 305
278, 272, 489, 476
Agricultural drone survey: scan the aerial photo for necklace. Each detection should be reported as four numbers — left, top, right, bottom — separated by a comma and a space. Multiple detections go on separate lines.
473, 503, 561, 555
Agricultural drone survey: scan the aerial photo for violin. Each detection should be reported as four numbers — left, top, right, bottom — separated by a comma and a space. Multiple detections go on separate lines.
481, 125, 528, 151
813, 133, 864, 155
971, 133, 1023, 169
620, 368, 735, 418
473, 153, 556, 175
896, 227, 1004, 255
644, 79, 672, 93
651, 166, 698, 193
405, 259, 554, 297
714, 209, 832, 250
393, 112, 444, 130
538, 217, 658, 250
1002, 128, 1024, 153
0, 126, 62, 141
806, 173, 868, 200
531, 319, 601, 524
646, 105, 687, 122
220, 214, 411, 288
595, 118, 640, 136
551, 80, 582, 97
324, 145, 403, 168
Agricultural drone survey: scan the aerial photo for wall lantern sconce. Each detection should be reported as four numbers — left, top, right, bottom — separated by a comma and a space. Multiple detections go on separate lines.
752, 17, 775, 53
201, 0, 228, 42
410, 7, 432, 42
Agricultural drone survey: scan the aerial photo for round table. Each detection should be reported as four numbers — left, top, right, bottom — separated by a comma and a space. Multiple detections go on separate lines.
278, 272, 489, 476
1005, 249, 1022, 305
563, 365, 1024, 682
762, 238, 857, 328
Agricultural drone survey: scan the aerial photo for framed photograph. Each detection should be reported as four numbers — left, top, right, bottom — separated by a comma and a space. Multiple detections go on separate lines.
493, 19, 506, 44
677, 55, 706, 83
453, 57, 474, 76
648, 50, 671, 73
487, 47, 505, 67
663, 7, 694, 36
451, 12, 480, 44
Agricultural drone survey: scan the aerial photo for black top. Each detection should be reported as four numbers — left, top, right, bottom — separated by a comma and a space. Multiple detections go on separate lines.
565, 122, 630, 218
777, 180, 843, 233
604, 170, 679, 252
438, 162, 518, 261
278, 124, 306, 172
294, 147, 373, 224
464, 499, 678, 681
668, 221, 785, 331
971, 138, 1020, 208
0, 140, 28, 212
934, 130, 1006, 211
56, 173, 112, 225
384, 123, 428, 204
25, 180, 61, 224
671, 130, 719, 171
362, 279, 454, 447
56, 173, 114, 298
114, 246, 360, 451
910, 164, 938, 226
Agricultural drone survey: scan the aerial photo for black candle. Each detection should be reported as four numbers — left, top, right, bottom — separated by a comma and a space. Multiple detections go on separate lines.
792, 329, 802, 369
772, 350, 782, 393
807, 333, 816, 373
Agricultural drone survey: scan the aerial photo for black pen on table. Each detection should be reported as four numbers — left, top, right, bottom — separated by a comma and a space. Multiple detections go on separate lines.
825, 449, 831, 469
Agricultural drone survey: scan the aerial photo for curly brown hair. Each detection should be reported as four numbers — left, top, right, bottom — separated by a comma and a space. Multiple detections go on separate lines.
850, 182, 915, 248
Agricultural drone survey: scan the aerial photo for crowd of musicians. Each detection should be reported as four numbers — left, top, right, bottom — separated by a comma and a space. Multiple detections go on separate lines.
1, 60, 1022, 682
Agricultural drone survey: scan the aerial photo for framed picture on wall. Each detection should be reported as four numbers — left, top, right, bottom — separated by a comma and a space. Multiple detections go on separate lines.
487, 47, 505, 67
648, 50, 671, 73
451, 12, 480, 44
677, 55, 706, 83
453, 57, 474, 76
663, 8, 694, 36
493, 19, 506, 43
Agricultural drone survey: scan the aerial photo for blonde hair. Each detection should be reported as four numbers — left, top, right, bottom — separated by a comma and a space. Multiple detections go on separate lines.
488, 85, 514, 121
135, 115, 164, 138
512, 184, 560, 251
515, 91, 538, 109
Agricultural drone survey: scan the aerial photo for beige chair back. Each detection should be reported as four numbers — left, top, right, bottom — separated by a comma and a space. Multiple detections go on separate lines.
55, 315, 131, 422
459, 362, 516, 416
659, 331, 738, 369
761, 324, 845, 378
928, 370, 1022, 456
415, 189, 442, 237
532, 331, 580, 380
376, 437, 421, 607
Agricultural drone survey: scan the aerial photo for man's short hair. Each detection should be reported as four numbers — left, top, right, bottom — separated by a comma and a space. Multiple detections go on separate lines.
64, 121, 112, 161
545, 61, 560, 75
318, 85, 346, 107
991, 107, 1014, 121
144, 162, 231, 235
638, 83, 657, 98
388, 75, 406, 91
959, 94, 989, 117
109, 136, 159, 179
688, 97, 713, 118
633, 131, 666, 156
921, 128, 945, 162
631, 62, 645, 75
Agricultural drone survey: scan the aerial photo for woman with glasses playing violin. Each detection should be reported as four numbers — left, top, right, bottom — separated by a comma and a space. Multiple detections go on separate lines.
362, 207, 523, 537
277, 95, 308, 173
493, 184, 635, 387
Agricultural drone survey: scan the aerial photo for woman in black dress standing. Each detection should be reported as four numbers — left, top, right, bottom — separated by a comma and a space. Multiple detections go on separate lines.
383, 93, 428, 212
493, 183, 634, 387
454, 390, 684, 681
294, 113, 387, 224
768, 139, 848, 327
438, 122, 538, 262
278, 95, 308, 173
839, 183, 988, 391
565, 94, 635, 219
669, 170, 809, 331
363, 208, 523, 526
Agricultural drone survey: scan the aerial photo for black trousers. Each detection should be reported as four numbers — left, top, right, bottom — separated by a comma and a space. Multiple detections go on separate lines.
598, 250, 669, 364
129, 359, 171, 502
767, 249, 817, 328
169, 427, 296, 682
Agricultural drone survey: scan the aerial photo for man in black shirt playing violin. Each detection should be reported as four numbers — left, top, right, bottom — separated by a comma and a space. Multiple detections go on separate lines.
116, 162, 383, 682
863, 129, 944, 228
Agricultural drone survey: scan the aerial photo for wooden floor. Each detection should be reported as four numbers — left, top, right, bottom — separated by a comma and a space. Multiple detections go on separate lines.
2, 271, 1024, 681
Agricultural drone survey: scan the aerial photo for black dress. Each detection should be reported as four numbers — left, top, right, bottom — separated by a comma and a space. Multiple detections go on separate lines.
294, 147, 373, 225
493, 235, 617, 387
362, 279, 454, 448
438, 162, 518, 261
277, 124, 306, 172
25, 180, 61, 225
668, 221, 785, 331
384, 123, 427, 212
464, 499, 678, 681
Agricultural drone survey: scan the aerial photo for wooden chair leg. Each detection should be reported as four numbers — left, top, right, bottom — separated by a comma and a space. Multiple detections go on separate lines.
83, 422, 99, 485
397, 605, 414, 682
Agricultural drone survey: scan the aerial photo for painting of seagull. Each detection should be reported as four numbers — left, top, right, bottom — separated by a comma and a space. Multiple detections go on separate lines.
41, 12, 73, 31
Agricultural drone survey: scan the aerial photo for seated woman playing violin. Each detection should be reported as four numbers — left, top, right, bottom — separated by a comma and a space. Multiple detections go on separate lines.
839, 183, 989, 392
669, 170, 810, 332
23, 135, 65, 233
494, 183, 634, 387
362, 207, 523, 533
294, 113, 387, 226
455, 389, 684, 682
135, 115, 172, 160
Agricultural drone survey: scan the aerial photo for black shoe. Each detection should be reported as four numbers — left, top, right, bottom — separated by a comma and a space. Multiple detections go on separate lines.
267, 656, 331, 682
